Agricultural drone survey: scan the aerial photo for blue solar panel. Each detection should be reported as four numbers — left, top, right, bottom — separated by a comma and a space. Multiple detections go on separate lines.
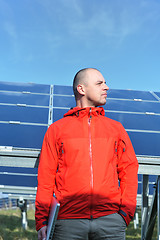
0, 81, 160, 155
0, 174, 37, 187
106, 112, 160, 131
0, 105, 49, 124
53, 95, 75, 108
0, 167, 37, 187
0, 81, 50, 94
0, 92, 50, 106
53, 108, 68, 122
0, 81, 160, 197
53, 85, 74, 95
0, 123, 47, 149
105, 99, 160, 113
155, 92, 160, 99
0, 166, 37, 174
128, 131, 160, 156
107, 89, 157, 101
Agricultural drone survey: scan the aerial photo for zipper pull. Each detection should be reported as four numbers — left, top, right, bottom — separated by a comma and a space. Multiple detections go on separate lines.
88, 116, 92, 124
88, 108, 92, 124
115, 141, 117, 153
121, 139, 126, 152
61, 142, 64, 154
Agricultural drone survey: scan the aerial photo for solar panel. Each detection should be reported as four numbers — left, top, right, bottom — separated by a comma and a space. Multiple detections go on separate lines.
106, 112, 160, 131
107, 89, 158, 101
0, 82, 51, 150
0, 82, 160, 154
0, 123, 47, 149
53, 85, 74, 95
53, 95, 75, 108
105, 99, 160, 113
0, 166, 37, 187
53, 108, 67, 122
0, 81, 160, 191
0, 81, 50, 94
154, 92, 160, 99
0, 92, 50, 106
0, 105, 49, 124
128, 131, 160, 156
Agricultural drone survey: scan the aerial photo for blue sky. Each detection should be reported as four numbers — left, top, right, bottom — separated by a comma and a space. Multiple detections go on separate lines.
0, 0, 160, 91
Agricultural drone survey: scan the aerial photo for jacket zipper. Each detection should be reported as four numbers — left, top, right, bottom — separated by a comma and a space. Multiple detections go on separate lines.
88, 109, 93, 218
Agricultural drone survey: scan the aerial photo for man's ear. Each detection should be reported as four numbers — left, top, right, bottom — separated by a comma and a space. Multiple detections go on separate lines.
77, 84, 85, 96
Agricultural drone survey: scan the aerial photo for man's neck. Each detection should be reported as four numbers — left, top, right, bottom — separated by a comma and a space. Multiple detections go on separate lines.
76, 100, 96, 108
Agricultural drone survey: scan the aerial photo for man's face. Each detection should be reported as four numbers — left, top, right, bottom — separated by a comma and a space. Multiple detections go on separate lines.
83, 69, 109, 107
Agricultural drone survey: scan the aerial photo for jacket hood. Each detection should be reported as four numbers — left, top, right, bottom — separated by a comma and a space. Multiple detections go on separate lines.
64, 107, 105, 118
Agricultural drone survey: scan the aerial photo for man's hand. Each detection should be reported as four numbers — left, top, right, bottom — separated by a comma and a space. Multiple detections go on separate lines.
38, 226, 47, 240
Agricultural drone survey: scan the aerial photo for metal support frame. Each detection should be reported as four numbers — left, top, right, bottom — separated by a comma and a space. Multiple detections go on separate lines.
141, 176, 160, 240
17, 197, 28, 230
48, 84, 53, 126
137, 156, 160, 239
0, 148, 38, 229
134, 210, 139, 229
141, 175, 149, 238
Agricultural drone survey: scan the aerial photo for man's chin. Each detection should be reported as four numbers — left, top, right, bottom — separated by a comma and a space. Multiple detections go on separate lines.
95, 102, 106, 107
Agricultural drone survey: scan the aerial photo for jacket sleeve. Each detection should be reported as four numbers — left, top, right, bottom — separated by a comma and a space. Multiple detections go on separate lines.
117, 123, 139, 226
35, 125, 59, 231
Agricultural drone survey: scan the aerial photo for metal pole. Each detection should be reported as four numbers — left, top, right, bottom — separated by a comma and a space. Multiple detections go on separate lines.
157, 176, 160, 240
17, 197, 28, 230
141, 175, 149, 240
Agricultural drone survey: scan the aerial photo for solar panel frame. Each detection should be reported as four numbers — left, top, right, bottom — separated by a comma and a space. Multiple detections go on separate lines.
154, 92, 160, 100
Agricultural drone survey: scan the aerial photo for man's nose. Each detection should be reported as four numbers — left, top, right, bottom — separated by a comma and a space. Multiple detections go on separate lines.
104, 83, 109, 91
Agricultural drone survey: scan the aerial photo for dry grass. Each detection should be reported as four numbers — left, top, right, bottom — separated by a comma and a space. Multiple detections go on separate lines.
0, 207, 37, 240
0, 207, 158, 240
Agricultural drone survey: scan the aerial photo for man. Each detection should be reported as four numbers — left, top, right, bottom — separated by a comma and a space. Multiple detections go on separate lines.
35, 68, 138, 240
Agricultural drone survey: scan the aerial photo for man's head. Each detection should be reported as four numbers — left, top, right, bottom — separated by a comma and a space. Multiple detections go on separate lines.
73, 68, 109, 107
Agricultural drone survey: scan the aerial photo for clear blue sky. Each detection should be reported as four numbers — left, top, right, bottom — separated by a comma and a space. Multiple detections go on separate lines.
0, 0, 160, 92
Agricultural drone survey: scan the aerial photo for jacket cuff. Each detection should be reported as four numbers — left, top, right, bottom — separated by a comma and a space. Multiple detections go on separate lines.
118, 209, 131, 226
36, 220, 48, 231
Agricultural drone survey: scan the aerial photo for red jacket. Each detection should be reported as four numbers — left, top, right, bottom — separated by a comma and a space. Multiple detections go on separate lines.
35, 107, 138, 231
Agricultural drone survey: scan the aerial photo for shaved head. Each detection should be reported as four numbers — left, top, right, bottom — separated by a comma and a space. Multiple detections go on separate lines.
73, 68, 109, 107
73, 68, 99, 99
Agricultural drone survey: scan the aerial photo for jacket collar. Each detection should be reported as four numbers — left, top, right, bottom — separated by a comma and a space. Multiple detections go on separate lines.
64, 107, 105, 118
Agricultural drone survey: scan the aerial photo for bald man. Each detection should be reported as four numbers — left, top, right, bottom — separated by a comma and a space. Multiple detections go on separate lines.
35, 68, 138, 240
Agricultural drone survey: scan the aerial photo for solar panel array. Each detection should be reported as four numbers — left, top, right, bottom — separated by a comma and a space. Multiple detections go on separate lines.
0, 81, 160, 154
0, 81, 160, 192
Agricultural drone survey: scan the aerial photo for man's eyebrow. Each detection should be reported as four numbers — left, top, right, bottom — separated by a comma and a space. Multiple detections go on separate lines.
96, 80, 106, 84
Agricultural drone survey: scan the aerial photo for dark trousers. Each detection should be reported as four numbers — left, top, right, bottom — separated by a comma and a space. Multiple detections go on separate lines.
52, 213, 126, 240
